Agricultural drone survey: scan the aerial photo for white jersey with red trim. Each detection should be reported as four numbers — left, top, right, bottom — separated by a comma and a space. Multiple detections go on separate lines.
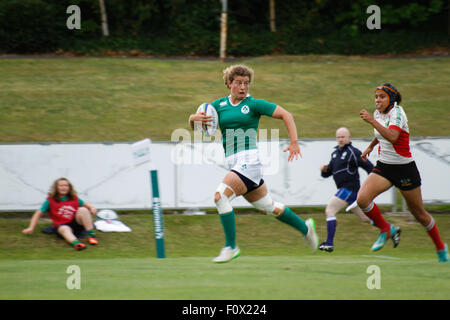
373, 104, 413, 164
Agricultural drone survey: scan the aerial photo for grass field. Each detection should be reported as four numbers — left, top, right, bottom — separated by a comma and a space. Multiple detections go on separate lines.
1, 212, 449, 300
0, 55, 449, 302
0, 55, 449, 142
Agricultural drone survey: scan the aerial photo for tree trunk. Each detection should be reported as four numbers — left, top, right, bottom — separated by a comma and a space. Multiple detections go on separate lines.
220, 0, 228, 61
99, 0, 109, 37
270, 0, 276, 32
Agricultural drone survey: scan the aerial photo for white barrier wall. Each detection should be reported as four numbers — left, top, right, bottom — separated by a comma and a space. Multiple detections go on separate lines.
0, 138, 449, 211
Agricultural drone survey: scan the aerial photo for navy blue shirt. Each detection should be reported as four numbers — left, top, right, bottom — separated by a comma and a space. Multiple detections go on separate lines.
321, 142, 374, 191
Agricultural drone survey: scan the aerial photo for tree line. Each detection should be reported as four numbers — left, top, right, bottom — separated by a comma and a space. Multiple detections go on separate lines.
0, 0, 447, 55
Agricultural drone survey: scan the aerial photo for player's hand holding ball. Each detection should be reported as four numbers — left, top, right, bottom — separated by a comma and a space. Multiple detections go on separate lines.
189, 103, 218, 137
189, 112, 212, 126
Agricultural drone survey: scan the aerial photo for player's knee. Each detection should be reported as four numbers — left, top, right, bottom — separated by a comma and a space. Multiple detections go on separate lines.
57, 225, 70, 235
356, 193, 368, 209
272, 203, 285, 217
77, 207, 89, 215
215, 183, 236, 214
251, 194, 284, 217
325, 206, 337, 217
251, 194, 272, 215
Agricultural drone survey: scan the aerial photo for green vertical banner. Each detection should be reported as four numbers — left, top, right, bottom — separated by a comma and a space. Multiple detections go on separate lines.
150, 170, 166, 258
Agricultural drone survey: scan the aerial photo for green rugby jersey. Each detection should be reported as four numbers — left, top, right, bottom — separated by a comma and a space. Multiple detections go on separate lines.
211, 95, 277, 157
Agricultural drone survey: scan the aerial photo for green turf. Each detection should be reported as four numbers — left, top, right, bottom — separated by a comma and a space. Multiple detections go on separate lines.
1, 55, 449, 300
1, 212, 449, 299
0, 56, 449, 143
1, 256, 448, 300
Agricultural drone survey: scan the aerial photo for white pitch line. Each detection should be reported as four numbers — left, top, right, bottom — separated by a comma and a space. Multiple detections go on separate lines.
360, 255, 401, 260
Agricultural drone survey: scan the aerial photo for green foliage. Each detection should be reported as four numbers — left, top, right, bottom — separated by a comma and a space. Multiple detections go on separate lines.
0, 0, 447, 55
380, 0, 444, 27
0, 0, 60, 53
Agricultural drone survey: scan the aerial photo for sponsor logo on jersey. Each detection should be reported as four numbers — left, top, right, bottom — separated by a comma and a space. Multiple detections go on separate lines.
220, 101, 227, 107
58, 205, 77, 219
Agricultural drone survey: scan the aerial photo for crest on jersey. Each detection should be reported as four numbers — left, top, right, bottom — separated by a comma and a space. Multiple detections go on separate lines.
241, 105, 250, 114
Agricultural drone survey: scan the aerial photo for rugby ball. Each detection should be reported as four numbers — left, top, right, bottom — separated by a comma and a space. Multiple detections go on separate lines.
196, 102, 218, 137
97, 209, 119, 220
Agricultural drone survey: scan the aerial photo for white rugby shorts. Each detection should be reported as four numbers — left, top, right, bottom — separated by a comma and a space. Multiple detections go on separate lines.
225, 149, 263, 184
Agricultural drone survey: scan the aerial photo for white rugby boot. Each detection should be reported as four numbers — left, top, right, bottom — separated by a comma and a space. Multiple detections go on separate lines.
305, 218, 319, 252
212, 246, 240, 263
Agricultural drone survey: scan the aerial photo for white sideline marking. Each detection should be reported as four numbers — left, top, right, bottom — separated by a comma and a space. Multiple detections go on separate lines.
361, 255, 401, 260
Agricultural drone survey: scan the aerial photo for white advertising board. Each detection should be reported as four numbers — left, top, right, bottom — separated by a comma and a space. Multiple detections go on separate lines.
0, 138, 448, 211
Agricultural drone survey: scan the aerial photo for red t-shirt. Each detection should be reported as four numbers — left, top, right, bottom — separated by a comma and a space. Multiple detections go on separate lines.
47, 196, 80, 227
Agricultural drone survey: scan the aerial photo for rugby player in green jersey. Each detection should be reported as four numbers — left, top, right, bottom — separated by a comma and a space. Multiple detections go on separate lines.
189, 65, 319, 263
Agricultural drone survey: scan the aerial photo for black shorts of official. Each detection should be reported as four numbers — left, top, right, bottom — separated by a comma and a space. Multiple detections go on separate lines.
231, 170, 264, 194
55, 219, 86, 238
372, 160, 421, 191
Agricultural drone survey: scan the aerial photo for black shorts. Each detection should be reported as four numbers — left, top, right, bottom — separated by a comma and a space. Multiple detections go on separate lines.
231, 170, 264, 194
55, 219, 86, 238
372, 161, 421, 191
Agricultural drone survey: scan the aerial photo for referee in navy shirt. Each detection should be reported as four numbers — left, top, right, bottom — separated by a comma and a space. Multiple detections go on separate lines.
319, 127, 374, 252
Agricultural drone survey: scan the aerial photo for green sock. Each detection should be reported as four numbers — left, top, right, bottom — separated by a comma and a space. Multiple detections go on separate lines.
276, 207, 308, 235
219, 211, 236, 249
71, 239, 81, 246
87, 229, 96, 237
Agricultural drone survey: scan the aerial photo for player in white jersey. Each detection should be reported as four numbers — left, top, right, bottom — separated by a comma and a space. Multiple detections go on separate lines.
188, 65, 319, 263
357, 83, 447, 262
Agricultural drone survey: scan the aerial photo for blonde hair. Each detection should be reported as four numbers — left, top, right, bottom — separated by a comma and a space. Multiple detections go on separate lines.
49, 177, 77, 201
223, 64, 254, 87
